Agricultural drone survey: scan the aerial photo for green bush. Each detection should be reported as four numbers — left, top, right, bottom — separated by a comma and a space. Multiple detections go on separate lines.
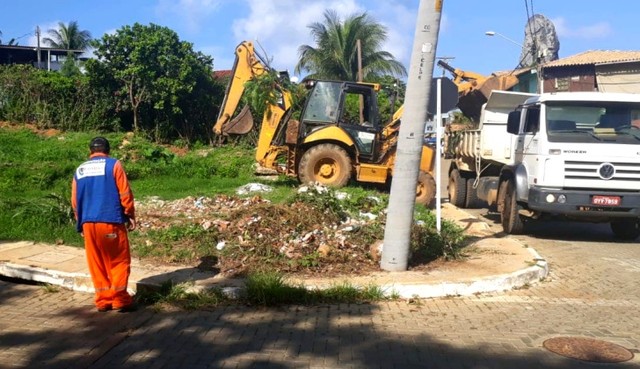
0, 65, 118, 131
410, 211, 467, 263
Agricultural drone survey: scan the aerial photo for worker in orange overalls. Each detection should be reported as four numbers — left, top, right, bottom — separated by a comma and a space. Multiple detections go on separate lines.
71, 137, 137, 312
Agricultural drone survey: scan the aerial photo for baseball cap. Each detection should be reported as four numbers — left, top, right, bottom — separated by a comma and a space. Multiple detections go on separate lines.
89, 137, 111, 153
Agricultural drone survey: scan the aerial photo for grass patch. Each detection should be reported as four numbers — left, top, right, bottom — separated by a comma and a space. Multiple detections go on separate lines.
40, 284, 60, 293
243, 271, 395, 306
134, 271, 397, 310
410, 209, 467, 264
130, 224, 219, 264
135, 281, 228, 311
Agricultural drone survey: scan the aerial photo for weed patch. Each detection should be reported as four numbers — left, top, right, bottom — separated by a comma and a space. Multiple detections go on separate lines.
135, 281, 228, 311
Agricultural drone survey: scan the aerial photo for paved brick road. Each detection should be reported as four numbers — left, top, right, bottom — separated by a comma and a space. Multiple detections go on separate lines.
1, 219, 639, 368
0, 279, 153, 369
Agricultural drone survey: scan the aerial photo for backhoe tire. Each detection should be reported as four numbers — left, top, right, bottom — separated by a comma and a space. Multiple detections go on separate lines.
298, 144, 352, 187
501, 179, 525, 235
464, 176, 482, 209
610, 219, 640, 240
416, 171, 436, 208
448, 169, 467, 208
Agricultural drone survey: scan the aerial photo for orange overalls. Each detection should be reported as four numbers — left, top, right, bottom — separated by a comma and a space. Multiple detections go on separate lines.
72, 153, 135, 310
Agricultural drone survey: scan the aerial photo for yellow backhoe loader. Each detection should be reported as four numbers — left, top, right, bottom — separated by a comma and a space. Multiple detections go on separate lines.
214, 41, 437, 206
436, 60, 519, 121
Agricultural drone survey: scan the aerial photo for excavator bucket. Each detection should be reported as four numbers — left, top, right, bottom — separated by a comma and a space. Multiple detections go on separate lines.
220, 105, 254, 135
457, 75, 519, 122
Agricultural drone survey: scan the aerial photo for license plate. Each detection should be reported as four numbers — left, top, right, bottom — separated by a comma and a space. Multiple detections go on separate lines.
591, 195, 621, 206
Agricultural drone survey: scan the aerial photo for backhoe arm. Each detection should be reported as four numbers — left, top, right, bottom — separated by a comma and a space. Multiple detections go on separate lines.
214, 41, 266, 135
437, 60, 487, 93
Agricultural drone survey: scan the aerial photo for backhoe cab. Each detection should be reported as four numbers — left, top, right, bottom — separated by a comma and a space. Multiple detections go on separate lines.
214, 41, 437, 206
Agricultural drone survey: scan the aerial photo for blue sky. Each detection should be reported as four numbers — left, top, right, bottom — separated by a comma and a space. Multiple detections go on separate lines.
0, 0, 635, 79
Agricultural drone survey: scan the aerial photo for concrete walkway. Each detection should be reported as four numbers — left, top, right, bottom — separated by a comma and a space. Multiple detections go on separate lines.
0, 204, 548, 299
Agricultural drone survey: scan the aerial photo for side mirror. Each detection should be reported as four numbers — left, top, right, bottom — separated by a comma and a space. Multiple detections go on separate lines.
507, 111, 521, 134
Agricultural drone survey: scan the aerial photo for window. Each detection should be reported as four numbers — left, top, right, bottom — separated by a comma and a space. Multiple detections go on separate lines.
523, 107, 540, 133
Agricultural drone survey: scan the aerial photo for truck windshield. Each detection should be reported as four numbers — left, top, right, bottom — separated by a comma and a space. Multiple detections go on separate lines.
546, 101, 640, 144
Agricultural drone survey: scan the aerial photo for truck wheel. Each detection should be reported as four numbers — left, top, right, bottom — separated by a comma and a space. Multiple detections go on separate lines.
448, 169, 467, 207
298, 144, 352, 187
610, 220, 640, 240
464, 177, 482, 208
416, 171, 436, 207
501, 179, 525, 234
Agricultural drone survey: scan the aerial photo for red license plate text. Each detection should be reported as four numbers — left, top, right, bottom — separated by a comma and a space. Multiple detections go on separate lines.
591, 195, 621, 206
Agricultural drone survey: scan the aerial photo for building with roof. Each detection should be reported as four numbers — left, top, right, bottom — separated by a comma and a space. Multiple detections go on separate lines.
541, 50, 640, 93
0, 45, 84, 71
495, 68, 540, 94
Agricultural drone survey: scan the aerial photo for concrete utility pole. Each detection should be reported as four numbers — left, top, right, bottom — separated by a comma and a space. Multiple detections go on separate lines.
36, 26, 41, 69
381, 0, 443, 271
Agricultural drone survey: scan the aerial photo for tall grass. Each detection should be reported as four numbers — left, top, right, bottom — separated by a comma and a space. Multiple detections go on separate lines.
0, 127, 257, 244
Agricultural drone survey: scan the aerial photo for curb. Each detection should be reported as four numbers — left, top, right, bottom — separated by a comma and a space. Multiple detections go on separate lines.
377, 247, 548, 299
0, 262, 94, 293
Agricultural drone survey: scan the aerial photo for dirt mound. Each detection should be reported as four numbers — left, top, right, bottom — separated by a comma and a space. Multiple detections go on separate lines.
134, 194, 384, 277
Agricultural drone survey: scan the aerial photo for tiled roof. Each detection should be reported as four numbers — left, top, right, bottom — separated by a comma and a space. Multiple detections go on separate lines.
494, 67, 532, 77
213, 70, 233, 79
543, 50, 640, 68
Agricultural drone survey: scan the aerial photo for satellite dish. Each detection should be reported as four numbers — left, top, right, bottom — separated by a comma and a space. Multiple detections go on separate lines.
519, 14, 560, 68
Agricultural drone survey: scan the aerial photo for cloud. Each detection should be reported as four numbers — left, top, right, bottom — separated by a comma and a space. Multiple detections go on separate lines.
552, 17, 612, 39
366, 1, 418, 71
155, 0, 222, 33
231, 0, 362, 74
232, 0, 423, 77
24, 21, 61, 47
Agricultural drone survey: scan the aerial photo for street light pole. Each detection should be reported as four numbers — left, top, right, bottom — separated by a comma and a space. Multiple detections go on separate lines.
484, 31, 522, 48
485, 30, 543, 93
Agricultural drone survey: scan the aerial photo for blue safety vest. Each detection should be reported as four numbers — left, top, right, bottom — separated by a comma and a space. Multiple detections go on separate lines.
74, 157, 126, 232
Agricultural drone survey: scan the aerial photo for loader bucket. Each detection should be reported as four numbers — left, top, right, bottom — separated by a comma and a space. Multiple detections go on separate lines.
221, 105, 254, 135
457, 75, 519, 122
457, 90, 489, 122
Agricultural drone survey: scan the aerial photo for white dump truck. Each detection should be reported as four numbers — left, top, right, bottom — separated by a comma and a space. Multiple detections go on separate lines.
446, 90, 640, 240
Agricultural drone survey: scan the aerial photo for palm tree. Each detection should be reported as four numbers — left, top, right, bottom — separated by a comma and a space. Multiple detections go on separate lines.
43, 21, 92, 50
295, 10, 406, 81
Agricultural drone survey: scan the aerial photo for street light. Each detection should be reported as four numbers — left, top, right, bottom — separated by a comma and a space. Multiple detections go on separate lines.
485, 30, 543, 93
485, 31, 522, 48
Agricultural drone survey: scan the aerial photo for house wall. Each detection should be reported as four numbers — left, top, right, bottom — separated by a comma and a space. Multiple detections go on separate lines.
512, 72, 539, 93
595, 61, 640, 93
542, 65, 597, 92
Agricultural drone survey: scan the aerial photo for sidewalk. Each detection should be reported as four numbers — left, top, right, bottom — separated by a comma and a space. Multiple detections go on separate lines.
0, 203, 548, 299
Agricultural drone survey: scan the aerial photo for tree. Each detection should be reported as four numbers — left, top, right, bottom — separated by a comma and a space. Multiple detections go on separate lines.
43, 21, 92, 50
85, 23, 221, 142
295, 10, 406, 81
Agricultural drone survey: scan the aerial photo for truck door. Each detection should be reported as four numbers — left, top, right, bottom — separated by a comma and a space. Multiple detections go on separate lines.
515, 106, 540, 184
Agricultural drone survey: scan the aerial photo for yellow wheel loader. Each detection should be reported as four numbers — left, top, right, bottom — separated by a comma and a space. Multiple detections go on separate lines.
214, 41, 437, 206
436, 60, 519, 122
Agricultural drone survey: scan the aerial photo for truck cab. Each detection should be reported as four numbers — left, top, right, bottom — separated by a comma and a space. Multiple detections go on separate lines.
501, 92, 640, 239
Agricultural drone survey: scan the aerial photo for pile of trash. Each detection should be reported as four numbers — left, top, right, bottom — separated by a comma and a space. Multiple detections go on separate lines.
134, 183, 385, 276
